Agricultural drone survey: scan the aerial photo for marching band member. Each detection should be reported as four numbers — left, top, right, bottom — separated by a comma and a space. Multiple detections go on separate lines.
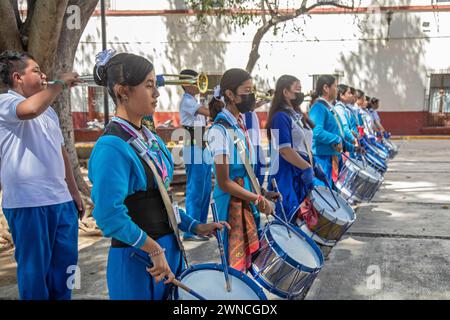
266, 75, 326, 221
354, 89, 368, 138
243, 97, 270, 187
309, 75, 357, 185
369, 97, 387, 138
88, 52, 228, 300
0, 50, 83, 300
346, 87, 361, 138
206, 68, 277, 272
334, 84, 358, 148
178, 69, 212, 242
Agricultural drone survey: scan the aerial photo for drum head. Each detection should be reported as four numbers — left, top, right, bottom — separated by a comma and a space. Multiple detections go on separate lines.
311, 187, 356, 225
178, 264, 265, 300
268, 223, 322, 269
361, 164, 383, 182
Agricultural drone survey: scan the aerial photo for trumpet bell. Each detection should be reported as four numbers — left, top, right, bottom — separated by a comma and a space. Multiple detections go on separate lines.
156, 72, 209, 94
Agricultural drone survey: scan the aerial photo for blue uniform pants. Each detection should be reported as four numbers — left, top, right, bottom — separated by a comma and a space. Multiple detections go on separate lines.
3, 201, 79, 300
183, 146, 212, 238
107, 234, 183, 300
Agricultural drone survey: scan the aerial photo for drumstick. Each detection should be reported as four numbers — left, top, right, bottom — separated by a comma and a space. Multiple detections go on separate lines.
315, 163, 341, 210
312, 186, 337, 211
130, 252, 207, 300
210, 202, 232, 292
271, 178, 291, 238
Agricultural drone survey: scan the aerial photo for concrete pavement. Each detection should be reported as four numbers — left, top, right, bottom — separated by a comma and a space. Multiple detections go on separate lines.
305, 139, 450, 300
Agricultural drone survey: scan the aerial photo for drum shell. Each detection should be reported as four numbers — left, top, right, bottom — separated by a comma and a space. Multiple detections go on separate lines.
306, 209, 349, 241
251, 224, 322, 299
336, 161, 383, 202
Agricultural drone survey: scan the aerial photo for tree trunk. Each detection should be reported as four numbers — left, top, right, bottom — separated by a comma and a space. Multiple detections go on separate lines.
52, 0, 99, 198
245, 21, 275, 73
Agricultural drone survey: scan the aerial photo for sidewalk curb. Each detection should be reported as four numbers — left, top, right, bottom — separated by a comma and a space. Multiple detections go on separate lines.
391, 135, 450, 140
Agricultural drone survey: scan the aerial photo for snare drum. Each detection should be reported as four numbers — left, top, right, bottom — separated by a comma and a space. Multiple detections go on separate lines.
365, 142, 389, 161
382, 138, 398, 159
172, 263, 267, 300
250, 222, 324, 299
364, 152, 387, 174
336, 158, 384, 203
295, 186, 356, 247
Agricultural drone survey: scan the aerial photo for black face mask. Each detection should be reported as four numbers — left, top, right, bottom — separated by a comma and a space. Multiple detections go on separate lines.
290, 92, 305, 107
235, 92, 256, 113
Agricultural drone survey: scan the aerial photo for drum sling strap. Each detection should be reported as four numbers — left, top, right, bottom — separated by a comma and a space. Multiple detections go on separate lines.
126, 136, 190, 267
215, 118, 262, 196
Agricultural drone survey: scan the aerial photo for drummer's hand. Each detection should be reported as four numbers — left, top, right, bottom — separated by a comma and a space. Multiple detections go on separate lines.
147, 251, 175, 285
258, 197, 275, 215
264, 190, 281, 202
355, 146, 366, 154
195, 221, 231, 237
333, 143, 343, 153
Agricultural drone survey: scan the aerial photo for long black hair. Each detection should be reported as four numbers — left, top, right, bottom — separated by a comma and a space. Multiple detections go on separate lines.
337, 84, 350, 102
315, 74, 336, 97
208, 68, 252, 121
0, 50, 35, 88
266, 75, 314, 140
93, 53, 154, 105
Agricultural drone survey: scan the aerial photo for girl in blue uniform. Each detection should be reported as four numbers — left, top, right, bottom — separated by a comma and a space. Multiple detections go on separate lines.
206, 68, 277, 272
309, 75, 358, 185
88, 52, 229, 300
266, 75, 326, 221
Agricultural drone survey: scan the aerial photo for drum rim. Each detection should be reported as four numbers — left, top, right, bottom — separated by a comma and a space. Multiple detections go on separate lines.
249, 265, 314, 299
178, 263, 268, 300
263, 221, 324, 272
341, 159, 382, 183
310, 186, 356, 225
365, 153, 387, 171
366, 143, 389, 159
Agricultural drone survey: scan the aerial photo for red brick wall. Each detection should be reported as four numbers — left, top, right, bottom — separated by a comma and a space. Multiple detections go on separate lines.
72, 110, 445, 142
377, 111, 428, 135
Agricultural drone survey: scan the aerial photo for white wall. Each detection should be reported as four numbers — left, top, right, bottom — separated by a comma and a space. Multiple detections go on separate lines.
72, 1, 450, 113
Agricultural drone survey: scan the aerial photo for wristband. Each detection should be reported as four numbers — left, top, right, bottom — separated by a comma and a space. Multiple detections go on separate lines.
52, 79, 67, 90
149, 247, 166, 258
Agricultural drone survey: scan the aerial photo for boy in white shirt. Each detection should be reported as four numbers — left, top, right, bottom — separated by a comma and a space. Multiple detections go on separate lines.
0, 50, 82, 300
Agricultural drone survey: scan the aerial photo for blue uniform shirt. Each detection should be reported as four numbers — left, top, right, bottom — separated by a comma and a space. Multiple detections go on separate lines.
89, 133, 199, 248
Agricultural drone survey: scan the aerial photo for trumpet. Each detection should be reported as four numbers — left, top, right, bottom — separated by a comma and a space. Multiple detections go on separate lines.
50, 73, 209, 93
255, 89, 274, 101
156, 72, 209, 94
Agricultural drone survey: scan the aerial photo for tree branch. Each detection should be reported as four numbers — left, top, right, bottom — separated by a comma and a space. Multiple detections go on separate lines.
0, 0, 23, 52
20, 0, 37, 49
303, 0, 354, 14
27, 0, 70, 77
10, 0, 22, 31
246, 0, 356, 73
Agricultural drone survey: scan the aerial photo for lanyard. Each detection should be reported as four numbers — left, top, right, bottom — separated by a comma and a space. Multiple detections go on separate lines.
111, 117, 170, 189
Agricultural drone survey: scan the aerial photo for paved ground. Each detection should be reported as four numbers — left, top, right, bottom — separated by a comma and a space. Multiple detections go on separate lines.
1, 139, 449, 299
306, 139, 450, 300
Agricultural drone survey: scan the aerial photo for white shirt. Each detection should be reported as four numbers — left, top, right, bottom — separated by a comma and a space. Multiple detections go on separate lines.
0, 90, 72, 209
179, 93, 206, 127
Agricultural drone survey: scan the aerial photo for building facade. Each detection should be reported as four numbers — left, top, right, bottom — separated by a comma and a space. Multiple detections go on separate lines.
72, 0, 450, 137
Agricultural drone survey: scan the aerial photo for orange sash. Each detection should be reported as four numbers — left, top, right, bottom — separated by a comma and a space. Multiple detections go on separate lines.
228, 177, 260, 272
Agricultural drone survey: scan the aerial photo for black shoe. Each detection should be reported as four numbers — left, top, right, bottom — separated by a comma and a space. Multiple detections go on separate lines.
183, 235, 210, 242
